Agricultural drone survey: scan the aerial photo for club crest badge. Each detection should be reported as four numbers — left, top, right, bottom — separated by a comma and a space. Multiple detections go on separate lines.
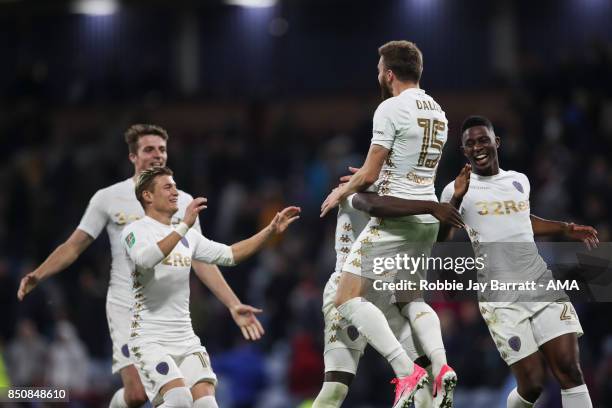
512, 181, 524, 193
347, 325, 360, 341
508, 336, 521, 352
156, 361, 169, 375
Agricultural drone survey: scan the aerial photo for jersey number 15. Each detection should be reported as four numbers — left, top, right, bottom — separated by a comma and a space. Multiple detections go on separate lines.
417, 118, 446, 168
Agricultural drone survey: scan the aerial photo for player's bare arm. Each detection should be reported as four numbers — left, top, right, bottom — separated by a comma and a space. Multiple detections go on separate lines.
352, 193, 463, 228
338, 166, 464, 228
530, 215, 599, 249
320, 144, 389, 217
438, 164, 471, 242
17, 228, 94, 300
192, 261, 265, 341
231, 206, 301, 263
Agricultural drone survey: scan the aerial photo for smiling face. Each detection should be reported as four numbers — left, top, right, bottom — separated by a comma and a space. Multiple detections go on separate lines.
461, 125, 500, 176
144, 174, 179, 215
129, 135, 168, 175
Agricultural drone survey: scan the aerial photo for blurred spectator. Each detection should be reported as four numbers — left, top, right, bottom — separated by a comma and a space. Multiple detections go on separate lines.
73, 269, 109, 359
288, 333, 324, 400
46, 320, 90, 394
214, 342, 267, 408
5, 319, 47, 387
0, 258, 17, 341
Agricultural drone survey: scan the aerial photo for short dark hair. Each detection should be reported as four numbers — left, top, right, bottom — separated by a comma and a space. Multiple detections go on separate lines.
125, 124, 169, 155
378, 41, 423, 83
135, 166, 174, 208
461, 115, 494, 135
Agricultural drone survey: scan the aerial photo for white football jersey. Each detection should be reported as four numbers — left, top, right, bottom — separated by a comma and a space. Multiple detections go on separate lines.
440, 169, 550, 284
77, 178, 200, 308
371, 88, 448, 223
440, 169, 535, 243
121, 216, 234, 345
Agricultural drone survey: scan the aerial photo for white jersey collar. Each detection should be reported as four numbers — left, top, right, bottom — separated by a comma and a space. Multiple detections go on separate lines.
471, 168, 506, 181
143, 215, 173, 228
400, 87, 425, 96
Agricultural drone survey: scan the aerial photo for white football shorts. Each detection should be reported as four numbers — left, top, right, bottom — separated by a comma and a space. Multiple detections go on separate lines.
479, 301, 583, 366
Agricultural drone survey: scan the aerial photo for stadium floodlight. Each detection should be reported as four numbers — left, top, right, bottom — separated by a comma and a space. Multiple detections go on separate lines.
71, 0, 119, 16
225, 0, 278, 8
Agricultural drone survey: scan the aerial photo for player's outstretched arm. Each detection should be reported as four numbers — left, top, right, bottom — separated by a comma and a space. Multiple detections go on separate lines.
530, 215, 599, 249
17, 229, 94, 301
192, 261, 265, 340
320, 144, 389, 217
231, 206, 300, 263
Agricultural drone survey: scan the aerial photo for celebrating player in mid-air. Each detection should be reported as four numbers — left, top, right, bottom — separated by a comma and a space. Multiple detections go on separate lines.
121, 166, 299, 407
440, 116, 598, 408
17, 124, 266, 408
320, 40, 457, 407
313, 185, 464, 408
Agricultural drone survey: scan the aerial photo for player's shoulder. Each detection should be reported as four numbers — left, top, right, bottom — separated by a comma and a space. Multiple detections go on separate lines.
442, 180, 455, 192
177, 189, 194, 201
122, 216, 148, 235
176, 189, 194, 212
121, 218, 152, 245
440, 181, 455, 201
375, 96, 400, 115
120, 221, 141, 250
504, 169, 530, 183
93, 178, 133, 199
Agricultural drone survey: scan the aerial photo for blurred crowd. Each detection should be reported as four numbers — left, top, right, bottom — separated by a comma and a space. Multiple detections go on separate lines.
1, 36, 612, 407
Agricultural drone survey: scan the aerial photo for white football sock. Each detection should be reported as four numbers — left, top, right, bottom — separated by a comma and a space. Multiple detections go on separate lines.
337, 298, 414, 377
109, 388, 129, 408
193, 395, 219, 408
561, 384, 592, 408
159, 387, 193, 408
312, 382, 349, 408
402, 302, 447, 376
507, 388, 534, 408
